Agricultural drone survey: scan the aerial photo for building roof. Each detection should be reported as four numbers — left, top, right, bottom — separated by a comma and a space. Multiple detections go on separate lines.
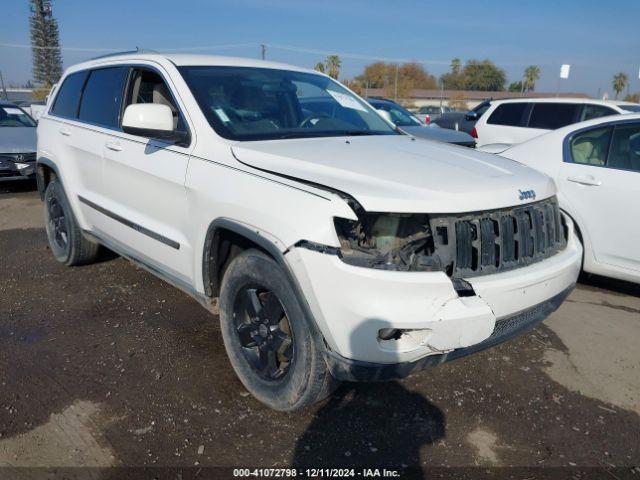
364, 88, 590, 101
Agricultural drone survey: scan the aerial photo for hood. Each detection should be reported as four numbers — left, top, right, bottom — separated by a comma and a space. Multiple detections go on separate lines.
400, 125, 475, 144
0, 127, 37, 154
231, 135, 555, 213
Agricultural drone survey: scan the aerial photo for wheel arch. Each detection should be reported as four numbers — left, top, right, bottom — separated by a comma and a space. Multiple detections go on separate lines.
36, 158, 61, 201
202, 219, 283, 299
202, 218, 325, 345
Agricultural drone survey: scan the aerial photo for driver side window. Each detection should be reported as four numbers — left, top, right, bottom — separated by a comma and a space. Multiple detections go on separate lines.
124, 68, 186, 132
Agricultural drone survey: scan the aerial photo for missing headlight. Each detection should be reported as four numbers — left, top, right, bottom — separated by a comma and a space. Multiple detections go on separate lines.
333, 213, 443, 271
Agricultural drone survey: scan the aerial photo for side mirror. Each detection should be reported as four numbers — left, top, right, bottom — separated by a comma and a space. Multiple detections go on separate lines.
376, 109, 394, 124
122, 104, 187, 143
464, 111, 479, 121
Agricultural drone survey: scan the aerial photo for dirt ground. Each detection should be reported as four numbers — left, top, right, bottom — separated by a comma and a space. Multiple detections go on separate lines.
1, 180, 639, 479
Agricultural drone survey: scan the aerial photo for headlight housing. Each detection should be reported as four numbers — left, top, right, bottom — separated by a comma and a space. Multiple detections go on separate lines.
333, 213, 443, 271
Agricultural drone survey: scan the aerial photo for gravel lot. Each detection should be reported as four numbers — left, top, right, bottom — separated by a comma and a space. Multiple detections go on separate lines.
1, 180, 639, 479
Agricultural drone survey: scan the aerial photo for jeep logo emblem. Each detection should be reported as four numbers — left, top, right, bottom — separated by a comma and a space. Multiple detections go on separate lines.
519, 189, 536, 201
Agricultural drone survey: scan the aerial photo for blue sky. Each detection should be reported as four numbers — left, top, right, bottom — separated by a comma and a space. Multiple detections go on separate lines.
2, 0, 640, 96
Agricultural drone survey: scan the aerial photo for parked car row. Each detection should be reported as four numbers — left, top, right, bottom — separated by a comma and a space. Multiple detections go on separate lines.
366, 98, 475, 147
471, 98, 640, 147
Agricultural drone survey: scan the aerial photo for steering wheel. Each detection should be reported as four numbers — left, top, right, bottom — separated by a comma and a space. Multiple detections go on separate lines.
299, 112, 331, 128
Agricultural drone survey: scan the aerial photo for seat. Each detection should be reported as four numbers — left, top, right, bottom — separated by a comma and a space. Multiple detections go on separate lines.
572, 137, 605, 166
152, 83, 179, 129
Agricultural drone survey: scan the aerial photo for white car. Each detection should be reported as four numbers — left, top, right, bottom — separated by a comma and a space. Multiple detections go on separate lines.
496, 114, 640, 284
36, 52, 582, 411
473, 97, 640, 147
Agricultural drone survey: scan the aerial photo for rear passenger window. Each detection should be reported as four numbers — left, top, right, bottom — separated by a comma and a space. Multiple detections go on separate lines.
528, 103, 579, 130
78, 67, 128, 128
607, 123, 640, 172
50, 71, 88, 119
487, 103, 527, 126
569, 127, 612, 166
580, 104, 616, 122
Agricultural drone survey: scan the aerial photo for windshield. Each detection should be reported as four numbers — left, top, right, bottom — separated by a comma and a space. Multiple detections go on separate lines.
371, 102, 421, 127
0, 106, 37, 127
619, 104, 640, 113
179, 66, 397, 141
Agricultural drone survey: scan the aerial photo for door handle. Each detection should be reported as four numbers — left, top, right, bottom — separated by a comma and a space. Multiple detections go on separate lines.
59, 128, 71, 137
567, 175, 601, 186
105, 142, 123, 152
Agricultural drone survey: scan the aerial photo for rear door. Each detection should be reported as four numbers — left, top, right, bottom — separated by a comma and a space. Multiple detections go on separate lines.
46, 70, 94, 197
559, 121, 640, 273
73, 66, 129, 226
100, 64, 195, 283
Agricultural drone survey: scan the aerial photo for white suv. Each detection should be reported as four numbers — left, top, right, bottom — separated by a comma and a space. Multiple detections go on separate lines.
474, 97, 640, 147
36, 53, 582, 411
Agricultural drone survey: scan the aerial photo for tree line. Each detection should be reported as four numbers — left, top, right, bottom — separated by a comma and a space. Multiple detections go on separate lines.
315, 55, 639, 103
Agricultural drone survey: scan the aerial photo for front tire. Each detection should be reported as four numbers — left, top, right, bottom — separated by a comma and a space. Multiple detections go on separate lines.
44, 179, 100, 266
219, 249, 336, 411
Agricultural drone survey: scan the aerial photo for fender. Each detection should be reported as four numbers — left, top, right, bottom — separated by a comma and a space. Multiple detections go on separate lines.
35, 157, 62, 200
201, 218, 326, 348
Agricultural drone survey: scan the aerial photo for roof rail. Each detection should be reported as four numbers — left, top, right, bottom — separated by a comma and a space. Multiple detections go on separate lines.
90, 47, 158, 61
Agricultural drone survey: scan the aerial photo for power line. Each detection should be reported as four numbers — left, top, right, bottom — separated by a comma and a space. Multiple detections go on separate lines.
0, 42, 256, 53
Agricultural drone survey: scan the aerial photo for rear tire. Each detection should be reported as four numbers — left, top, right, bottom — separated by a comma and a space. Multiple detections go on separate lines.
219, 249, 337, 411
44, 179, 100, 266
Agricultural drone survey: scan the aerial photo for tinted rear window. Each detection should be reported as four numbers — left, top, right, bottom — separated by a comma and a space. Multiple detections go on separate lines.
618, 104, 640, 113
487, 103, 527, 126
51, 71, 88, 119
580, 104, 617, 121
528, 103, 580, 130
78, 67, 128, 128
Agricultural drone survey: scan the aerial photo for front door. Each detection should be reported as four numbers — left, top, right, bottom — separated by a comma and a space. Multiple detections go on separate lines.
100, 64, 195, 284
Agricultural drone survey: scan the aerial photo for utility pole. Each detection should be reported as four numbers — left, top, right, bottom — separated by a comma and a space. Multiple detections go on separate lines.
0, 71, 8, 100
261, 44, 266, 60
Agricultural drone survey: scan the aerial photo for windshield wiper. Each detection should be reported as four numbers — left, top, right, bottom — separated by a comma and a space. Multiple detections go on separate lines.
340, 130, 383, 136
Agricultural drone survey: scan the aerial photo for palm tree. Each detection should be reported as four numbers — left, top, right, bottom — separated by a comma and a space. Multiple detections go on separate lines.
325, 55, 341, 80
612, 72, 629, 99
451, 58, 462, 76
314, 56, 341, 79
523, 65, 541, 92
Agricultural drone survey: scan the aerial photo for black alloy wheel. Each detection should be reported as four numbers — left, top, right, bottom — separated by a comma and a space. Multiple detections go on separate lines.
47, 196, 69, 252
233, 287, 294, 381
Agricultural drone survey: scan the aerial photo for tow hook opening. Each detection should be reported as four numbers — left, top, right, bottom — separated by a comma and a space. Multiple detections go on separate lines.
378, 328, 403, 341
377, 328, 436, 353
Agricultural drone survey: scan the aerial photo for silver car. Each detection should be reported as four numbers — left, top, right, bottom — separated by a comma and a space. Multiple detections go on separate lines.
0, 101, 37, 180
368, 98, 475, 147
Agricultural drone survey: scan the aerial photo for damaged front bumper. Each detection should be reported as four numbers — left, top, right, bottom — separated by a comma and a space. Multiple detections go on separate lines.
323, 284, 573, 382
284, 216, 582, 378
